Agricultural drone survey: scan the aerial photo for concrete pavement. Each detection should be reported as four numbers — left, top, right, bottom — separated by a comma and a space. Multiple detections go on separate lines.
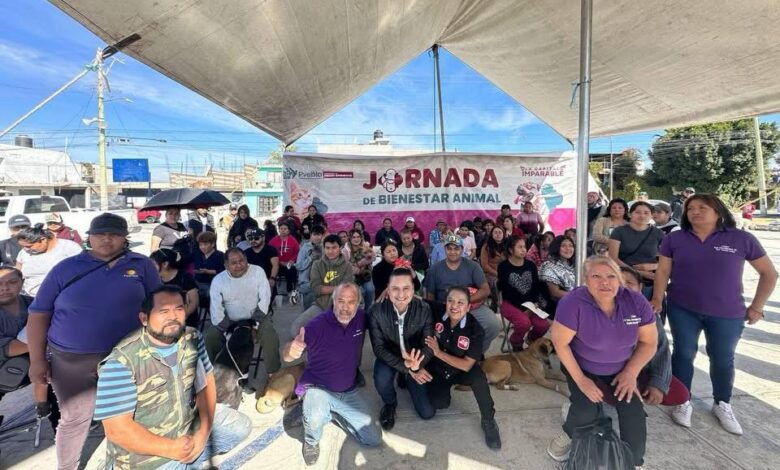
1, 228, 778, 469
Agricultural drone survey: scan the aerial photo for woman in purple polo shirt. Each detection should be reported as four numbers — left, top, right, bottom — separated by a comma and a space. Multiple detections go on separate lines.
651, 194, 777, 435
547, 256, 657, 467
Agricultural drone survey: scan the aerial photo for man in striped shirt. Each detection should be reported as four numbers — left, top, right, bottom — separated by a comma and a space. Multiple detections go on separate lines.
94, 285, 252, 469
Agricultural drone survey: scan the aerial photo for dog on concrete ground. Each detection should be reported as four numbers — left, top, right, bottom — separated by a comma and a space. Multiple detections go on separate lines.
255, 363, 305, 414
214, 322, 257, 409
481, 337, 569, 397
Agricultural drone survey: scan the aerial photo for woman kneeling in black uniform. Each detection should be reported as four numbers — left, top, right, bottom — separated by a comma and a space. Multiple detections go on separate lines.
423, 286, 502, 449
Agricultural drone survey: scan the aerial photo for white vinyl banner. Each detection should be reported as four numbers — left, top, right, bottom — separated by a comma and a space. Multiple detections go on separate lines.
283, 151, 594, 236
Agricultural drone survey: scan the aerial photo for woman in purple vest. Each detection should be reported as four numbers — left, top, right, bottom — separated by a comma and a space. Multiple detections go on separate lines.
651, 194, 777, 435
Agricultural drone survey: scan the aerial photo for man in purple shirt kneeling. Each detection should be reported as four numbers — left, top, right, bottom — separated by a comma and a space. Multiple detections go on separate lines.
283, 282, 382, 466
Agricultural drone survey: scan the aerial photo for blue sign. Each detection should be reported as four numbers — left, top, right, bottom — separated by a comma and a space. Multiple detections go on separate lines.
112, 158, 150, 182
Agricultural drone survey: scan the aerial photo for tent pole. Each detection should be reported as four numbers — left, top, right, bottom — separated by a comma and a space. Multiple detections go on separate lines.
433, 45, 446, 152
575, 0, 593, 284
753, 116, 768, 216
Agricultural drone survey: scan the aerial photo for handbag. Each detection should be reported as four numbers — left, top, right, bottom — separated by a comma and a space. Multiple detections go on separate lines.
563, 405, 635, 470
0, 355, 30, 393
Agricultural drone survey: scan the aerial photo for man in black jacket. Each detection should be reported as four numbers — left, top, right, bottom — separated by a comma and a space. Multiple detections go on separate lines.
368, 268, 435, 430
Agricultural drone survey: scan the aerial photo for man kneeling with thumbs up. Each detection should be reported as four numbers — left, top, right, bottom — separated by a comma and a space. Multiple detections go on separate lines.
282, 282, 382, 466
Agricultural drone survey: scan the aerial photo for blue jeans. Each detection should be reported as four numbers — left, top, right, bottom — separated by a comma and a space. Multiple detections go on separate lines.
302, 386, 382, 447
155, 404, 252, 469
667, 304, 745, 403
360, 280, 375, 311
373, 359, 435, 419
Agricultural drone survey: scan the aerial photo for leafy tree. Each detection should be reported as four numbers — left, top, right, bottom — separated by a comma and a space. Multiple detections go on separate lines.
649, 120, 779, 204
266, 143, 297, 164
612, 148, 640, 189
589, 162, 604, 182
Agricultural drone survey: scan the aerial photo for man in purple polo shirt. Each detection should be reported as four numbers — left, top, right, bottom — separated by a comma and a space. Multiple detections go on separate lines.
26, 213, 161, 470
283, 282, 381, 466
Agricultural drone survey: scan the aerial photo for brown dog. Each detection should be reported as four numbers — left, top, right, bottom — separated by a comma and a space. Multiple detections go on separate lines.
481, 337, 569, 397
255, 363, 305, 414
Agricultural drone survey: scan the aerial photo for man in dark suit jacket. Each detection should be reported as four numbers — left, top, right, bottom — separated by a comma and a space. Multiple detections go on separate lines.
368, 268, 434, 430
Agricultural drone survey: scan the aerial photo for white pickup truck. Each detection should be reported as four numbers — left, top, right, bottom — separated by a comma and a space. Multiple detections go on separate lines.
0, 195, 140, 238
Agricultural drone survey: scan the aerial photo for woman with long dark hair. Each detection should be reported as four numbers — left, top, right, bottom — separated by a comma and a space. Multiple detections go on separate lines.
227, 205, 259, 248
592, 198, 630, 254
527, 231, 554, 268
150, 248, 200, 326
352, 219, 371, 245
651, 194, 777, 434
343, 229, 375, 309
539, 236, 576, 316
480, 225, 507, 285
498, 235, 547, 350
608, 201, 664, 287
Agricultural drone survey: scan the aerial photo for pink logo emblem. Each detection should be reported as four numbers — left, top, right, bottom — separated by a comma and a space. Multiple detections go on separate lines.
457, 336, 470, 350
435, 323, 444, 334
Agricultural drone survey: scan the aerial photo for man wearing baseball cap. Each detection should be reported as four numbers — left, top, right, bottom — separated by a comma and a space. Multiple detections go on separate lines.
423, 235, 500, 353
652, 202, 680, 234
0, 214, 30, 265
45, 213, 83, 245
26, 212, 161, 470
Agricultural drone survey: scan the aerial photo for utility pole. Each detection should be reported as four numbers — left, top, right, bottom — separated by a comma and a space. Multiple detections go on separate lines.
96, 48, 109, 211
753, 117, 768, 216
432, 45, 446, 152
609, 137, 614, 200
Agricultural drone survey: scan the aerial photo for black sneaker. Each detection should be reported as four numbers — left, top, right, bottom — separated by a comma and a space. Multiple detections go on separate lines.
482, 417, 502, 450
396, 373, 407, 389
303, 442, 320, 466
380, 404, 396, 431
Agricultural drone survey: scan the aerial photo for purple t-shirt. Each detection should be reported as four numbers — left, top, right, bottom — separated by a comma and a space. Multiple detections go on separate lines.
659, 228, 765, 319
297, 308, 366, 395
29, 252, 162, 353
556, 286, 655, 375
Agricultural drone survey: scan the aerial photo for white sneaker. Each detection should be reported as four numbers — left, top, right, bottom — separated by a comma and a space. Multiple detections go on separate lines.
712, 402, 743, 435
547, 431, 571, 462
671, 400, 693, 428
561, 401, 571, 424
289, 289, 299, 305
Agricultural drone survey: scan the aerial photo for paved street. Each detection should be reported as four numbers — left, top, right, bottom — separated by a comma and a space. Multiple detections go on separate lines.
1, 227, 778, 469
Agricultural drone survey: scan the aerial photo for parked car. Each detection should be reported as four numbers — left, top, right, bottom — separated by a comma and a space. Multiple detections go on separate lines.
137, 208, 161, 224
0, 195, 140, 237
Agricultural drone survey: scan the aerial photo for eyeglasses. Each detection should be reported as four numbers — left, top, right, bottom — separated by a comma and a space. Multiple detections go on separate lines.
248, 236, 263, 241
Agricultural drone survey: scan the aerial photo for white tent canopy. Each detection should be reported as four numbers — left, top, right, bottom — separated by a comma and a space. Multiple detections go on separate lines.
51, 0, 780, 144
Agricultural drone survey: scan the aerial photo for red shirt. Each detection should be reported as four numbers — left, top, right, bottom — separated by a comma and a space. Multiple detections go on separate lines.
55, 226, 83, 245
269, 235, 300, 264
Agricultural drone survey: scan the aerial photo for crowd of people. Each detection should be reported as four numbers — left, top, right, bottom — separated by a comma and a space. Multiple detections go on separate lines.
0, 189, 775, 468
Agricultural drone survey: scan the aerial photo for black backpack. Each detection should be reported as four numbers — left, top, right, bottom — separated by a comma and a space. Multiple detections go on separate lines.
563, 405, 635, 470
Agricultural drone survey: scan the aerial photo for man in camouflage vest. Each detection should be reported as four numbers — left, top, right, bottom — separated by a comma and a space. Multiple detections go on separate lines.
94, 285, 251, 469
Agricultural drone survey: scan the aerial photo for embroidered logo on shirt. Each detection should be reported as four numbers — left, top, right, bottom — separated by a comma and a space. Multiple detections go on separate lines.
435, 322, 444, 334
713, 245, 737, 254
623, 315, 642, 326
124, 269, 138, 278
323, 270, 339, 283
353, 329, 364, 337
457, 336, 470, 350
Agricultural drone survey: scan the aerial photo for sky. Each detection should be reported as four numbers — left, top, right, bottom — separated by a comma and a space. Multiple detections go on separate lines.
1, 1, 777, 182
